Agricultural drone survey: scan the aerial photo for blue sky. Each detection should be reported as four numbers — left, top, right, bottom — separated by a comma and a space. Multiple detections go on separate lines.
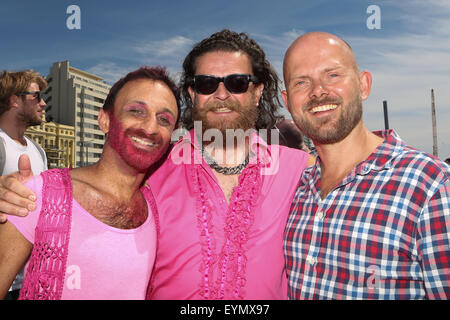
1, 0, 449, 160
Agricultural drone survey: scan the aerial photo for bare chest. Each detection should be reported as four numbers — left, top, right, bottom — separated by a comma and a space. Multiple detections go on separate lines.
72, 185, 148, 229
212, 172, 239, 204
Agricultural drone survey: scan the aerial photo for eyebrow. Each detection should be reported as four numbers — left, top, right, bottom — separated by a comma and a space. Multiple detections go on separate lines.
127, 100, 176, 118
158, 107, 177, 118
324, 66, 342, 72
290, 66, 343, 79
127, 100, 147, 106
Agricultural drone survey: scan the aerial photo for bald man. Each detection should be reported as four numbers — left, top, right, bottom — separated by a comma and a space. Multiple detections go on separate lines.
282, 32, 449, 299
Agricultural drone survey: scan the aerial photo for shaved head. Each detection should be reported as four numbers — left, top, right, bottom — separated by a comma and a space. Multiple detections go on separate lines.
281, 31, 372, 145
283, 32, 359, 87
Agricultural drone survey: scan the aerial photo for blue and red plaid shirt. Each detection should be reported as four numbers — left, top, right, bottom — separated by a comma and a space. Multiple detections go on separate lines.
284, 130, 450, 299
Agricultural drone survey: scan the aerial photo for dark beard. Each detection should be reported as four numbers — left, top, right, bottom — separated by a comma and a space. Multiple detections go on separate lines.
295, 94, 363, 145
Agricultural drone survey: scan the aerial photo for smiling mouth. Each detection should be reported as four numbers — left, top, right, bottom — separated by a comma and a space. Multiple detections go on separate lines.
211, 107, 233, 113
131, 136, 158, 148
310, 104, 338, 114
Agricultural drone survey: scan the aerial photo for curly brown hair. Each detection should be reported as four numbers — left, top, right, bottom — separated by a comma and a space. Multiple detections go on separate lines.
180, 29, 283, 130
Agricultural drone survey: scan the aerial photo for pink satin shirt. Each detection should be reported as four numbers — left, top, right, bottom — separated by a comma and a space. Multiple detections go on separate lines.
147, 130, 309, 299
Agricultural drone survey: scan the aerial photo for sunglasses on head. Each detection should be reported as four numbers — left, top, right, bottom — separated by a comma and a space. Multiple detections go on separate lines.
16, 91, 44, 102
192, 74, 259, 95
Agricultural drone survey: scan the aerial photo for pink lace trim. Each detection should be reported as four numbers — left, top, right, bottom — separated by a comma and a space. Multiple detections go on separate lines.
193, 161, 262, 300
19, 168, 73, 300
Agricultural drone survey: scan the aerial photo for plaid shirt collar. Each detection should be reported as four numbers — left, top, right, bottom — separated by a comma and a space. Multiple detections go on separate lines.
306, 129, 406, 179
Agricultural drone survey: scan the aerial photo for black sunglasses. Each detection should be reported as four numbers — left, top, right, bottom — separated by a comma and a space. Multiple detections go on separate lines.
192, 74, 259, 95
16, 91, 44, 102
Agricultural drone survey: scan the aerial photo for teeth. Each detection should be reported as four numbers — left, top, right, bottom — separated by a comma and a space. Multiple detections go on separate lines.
311, 104, 338, 113
213, 107, 232, 113
131, 137, 156, 147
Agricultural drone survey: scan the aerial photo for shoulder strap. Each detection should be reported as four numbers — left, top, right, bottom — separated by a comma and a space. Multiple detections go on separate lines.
19, 168, 73, 300
0, 136, 6, 175
27, 137, 47, 164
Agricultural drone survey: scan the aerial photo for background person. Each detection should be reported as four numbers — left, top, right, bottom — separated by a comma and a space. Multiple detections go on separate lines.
0, 69, 48, 300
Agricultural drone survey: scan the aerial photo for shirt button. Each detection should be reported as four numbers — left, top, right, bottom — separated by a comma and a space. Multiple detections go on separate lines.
307, 256, 316, 266
317, 212, 324, 220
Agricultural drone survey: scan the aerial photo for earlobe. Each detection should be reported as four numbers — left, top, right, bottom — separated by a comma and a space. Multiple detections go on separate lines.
255, 83, 264, 102
359, 71, 372, 101
98, 109, 110, 134
187, 87, 195, 106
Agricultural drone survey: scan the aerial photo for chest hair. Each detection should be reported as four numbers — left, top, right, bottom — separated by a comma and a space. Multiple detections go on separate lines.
213, 171, 239, 204
72, 181, 148, 229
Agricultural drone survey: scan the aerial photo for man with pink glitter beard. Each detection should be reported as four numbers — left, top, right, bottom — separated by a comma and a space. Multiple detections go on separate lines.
0, 67, 179, 299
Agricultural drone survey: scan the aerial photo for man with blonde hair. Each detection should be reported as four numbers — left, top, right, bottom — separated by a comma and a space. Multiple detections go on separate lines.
0, 69, 48, 299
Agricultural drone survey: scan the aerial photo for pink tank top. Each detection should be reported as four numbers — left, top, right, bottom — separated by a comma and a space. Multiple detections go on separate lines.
8, 169, 157, 300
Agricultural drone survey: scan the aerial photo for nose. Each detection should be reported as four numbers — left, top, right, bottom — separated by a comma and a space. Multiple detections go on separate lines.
38, 96, 46, 106
214, 82, 231, 100
309, 80, 329, 100
141, 113, 160, 135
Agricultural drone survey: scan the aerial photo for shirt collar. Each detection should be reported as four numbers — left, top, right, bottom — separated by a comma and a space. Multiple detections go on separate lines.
308, 129, 406, 176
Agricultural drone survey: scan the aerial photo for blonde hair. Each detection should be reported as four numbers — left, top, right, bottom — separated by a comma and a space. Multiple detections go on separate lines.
0, 69, 47, 116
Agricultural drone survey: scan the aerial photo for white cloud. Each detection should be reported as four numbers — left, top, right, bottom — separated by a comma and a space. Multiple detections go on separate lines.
86, 62, 134, 84
134, 35, 195, 57
345, 2, 450, 158
85, 61, 183, 87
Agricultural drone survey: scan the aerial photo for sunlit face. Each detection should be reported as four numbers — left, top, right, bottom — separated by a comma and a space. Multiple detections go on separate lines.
17, 82, 46, 126
282, 35, 369, 144
188, 51, 264, 135
105, 79, 178, 172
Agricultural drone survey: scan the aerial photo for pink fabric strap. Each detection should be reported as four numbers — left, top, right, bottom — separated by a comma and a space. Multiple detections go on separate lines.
19, 168, 73, 300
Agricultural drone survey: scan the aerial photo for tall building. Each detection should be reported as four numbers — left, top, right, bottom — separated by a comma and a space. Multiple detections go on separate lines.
45, 61, 111, 167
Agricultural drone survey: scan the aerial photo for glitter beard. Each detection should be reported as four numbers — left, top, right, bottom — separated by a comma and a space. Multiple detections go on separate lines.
107, 112, 166, 172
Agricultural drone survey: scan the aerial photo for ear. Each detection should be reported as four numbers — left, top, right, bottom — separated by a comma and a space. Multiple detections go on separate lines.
359, 70, 372, 101
187, 86, 196, 106
281, 90, 290, 113
254, 83, 264, 105
98, 109, 111, 134
9, 95, 21, 109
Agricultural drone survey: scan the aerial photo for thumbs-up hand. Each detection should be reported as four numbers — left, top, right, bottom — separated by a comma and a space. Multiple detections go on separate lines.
0, 154, 36, 223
